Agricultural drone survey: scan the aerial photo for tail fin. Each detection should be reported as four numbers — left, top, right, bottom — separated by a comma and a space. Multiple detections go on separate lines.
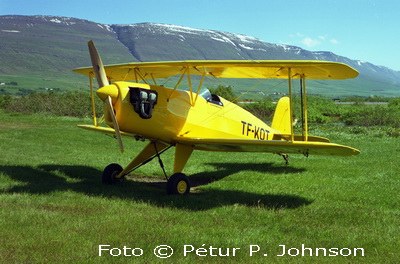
271, 97, 292, 135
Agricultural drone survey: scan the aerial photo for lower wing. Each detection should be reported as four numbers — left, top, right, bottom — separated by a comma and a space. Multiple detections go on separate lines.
78, 125, 359, 156
77, 125, 137, 138
173, 137, 360, 156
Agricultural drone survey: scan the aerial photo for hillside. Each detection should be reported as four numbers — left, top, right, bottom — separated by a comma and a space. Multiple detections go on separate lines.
1, 15, 399, 97
0, 15, 134, 93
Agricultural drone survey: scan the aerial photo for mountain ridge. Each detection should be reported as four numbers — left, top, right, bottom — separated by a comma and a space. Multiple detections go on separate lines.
0, 15, 399, 97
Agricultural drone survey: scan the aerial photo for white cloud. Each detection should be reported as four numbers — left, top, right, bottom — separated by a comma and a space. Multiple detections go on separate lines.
288, 33, 340, 48
300, 37, 321, 47
330, 38, 339, 44
290, 32, 304, 38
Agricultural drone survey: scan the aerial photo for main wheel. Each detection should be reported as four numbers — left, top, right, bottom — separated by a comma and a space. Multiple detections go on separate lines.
167, 173, 190, 195
102, 163, 123, 185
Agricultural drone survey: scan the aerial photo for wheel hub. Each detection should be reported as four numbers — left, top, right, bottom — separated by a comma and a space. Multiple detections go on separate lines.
177, 180, 188, 194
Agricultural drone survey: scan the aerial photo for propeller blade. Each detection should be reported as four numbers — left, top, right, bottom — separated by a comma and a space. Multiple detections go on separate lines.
88, 40, 124, 153
88, 40, 109, 88
105, 96, 124, 153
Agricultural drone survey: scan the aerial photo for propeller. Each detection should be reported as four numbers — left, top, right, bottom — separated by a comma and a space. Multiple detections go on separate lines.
88, 40, 124, 153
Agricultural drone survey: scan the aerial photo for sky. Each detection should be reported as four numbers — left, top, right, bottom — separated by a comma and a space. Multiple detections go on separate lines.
1, 0, 399, 71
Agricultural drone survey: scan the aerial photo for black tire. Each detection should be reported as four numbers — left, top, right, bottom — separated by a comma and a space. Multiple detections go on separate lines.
167, 173, 190, 195
102, 163, 123, 185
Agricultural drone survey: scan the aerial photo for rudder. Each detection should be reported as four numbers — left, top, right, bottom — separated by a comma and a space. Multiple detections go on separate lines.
271, 96, 292, 135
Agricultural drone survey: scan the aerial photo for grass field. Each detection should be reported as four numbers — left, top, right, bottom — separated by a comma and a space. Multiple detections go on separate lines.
0, 110, 399, 263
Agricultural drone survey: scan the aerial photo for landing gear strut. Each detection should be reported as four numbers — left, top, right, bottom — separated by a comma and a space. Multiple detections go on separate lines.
100, 141, 193, 195
280, 154, 289, 165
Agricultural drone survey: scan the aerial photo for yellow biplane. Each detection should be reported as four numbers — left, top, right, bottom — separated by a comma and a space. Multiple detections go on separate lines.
73, 41, 360, 195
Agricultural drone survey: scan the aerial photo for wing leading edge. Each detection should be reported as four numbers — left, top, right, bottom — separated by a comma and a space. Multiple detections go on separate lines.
173, 137, 360, 156
78, 125, 359, 156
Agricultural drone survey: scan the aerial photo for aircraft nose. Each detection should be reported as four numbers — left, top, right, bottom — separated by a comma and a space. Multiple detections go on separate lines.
96, 84, 119, 103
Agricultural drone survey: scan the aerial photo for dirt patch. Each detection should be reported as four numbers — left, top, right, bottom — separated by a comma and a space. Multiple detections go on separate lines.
126, 174, 207, 193
127, 174, 166, 183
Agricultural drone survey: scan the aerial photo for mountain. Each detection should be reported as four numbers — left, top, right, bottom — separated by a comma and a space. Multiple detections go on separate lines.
1, 15, 399, 97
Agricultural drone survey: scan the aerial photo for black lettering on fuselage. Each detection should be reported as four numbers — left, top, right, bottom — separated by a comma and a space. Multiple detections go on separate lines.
246, 123, 253, 136
241, 121, 247, 135
254, 126, 260, 139
260, 128, 266, 140
241, 121, 270, 140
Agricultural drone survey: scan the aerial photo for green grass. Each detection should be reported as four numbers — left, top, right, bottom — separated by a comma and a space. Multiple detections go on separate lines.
0, 74, 89, 95
0, 111, 399, 263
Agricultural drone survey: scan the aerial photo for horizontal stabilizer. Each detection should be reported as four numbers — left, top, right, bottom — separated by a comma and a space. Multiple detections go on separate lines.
272, 134, 330, 143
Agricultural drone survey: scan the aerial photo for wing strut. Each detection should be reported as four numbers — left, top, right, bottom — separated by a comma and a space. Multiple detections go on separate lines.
89, 73, 97, 127
187, 68, 194, 105
168, 67, 188, 101
288, 68, 294, 142
193, 71, 206, 106
300, 76, 309, 141
134, 68, 149, 84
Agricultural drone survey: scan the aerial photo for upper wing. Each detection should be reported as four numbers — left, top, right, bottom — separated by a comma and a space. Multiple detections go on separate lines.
73, 60, 358, 81
173, 137, 360, 156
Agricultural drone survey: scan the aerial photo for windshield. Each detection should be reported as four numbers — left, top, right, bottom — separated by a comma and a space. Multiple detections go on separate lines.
198, 87, 212, 101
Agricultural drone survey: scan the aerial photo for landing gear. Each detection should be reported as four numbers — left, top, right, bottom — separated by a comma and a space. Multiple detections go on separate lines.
279, 153, 289, 165
102, 163, 123, 184
100, 142, 193, 194
167, 173, 190, 195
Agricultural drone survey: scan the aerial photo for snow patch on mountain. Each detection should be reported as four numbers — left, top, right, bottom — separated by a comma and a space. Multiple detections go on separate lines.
233, 34, 259, 43
277, 44, 303, 54
1, 30, 20, 33
151, 23, 216, 35
129, 23, 265, 49
97, 23, 113, 32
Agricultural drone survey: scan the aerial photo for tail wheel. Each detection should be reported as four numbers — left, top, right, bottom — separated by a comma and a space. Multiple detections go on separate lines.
102, 163, 123, 184
167, 173, 190, 195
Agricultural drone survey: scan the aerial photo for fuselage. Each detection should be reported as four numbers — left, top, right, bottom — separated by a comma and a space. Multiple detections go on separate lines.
101, 81, 281, 143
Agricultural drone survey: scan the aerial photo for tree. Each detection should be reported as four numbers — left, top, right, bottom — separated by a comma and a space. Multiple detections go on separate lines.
208, 85, 237, 101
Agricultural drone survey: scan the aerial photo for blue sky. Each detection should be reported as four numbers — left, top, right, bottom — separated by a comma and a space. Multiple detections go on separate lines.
1, 0, 399, 70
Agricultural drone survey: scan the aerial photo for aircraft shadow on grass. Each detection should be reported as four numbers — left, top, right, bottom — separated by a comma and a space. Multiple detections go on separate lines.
189, 162, 306, 187
0, 163, 312, 211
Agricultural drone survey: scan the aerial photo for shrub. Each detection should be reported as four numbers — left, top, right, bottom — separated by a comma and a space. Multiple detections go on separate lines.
293, 95, 341, 124
242, 98, 276, 122
1, 91, 103, 118
0, 94, 12, 109
341, 105, 400, 128
388, 97, 400, 108
208, 85, 237, 102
